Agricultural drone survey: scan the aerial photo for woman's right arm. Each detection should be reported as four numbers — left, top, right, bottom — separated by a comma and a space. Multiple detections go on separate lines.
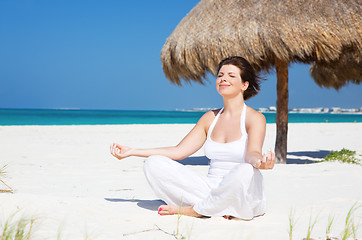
110, 111, 215, 161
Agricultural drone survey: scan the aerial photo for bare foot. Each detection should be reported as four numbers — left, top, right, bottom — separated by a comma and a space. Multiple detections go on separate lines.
158, 205, 201, 217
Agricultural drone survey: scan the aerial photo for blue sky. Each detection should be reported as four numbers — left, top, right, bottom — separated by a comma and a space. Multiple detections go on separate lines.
0, 0, 361, 110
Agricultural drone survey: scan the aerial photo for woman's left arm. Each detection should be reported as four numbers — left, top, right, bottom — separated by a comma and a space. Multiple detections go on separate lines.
245, 108, 275, 169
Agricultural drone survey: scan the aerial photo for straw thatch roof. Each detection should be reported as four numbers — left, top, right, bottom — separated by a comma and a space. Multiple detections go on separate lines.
161, 0, 361, 89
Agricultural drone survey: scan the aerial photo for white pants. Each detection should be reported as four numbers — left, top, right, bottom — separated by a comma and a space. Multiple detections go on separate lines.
143, 155, 266, 220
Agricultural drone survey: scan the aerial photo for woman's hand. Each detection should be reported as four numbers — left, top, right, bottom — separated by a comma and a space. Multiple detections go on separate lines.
110, 143, 133, 160
254, 150, 275, 169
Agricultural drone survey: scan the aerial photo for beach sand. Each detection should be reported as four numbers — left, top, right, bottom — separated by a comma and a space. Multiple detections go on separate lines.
0, 123, 361, 239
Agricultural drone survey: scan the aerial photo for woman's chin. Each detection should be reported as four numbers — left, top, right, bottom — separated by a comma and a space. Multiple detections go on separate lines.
217, 91, 240, 98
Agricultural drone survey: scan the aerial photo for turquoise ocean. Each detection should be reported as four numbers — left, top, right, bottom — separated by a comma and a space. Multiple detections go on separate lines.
1, 109, 362, 125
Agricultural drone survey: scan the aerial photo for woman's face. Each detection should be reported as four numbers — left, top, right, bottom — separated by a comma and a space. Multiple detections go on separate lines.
216, 64, 248, 98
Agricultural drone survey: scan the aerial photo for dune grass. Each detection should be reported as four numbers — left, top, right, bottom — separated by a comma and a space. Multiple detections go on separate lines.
0, 165, 7, 176
305, 213, 318, 240
340, 203, 361, 240
1, 213, 98, 240
0, 212, 36, 240
325, 214, 335, 240
323, 148, 361, 165
176, 199, 185, 240
287, 203, 361, 240
1, 203, 361, 240
288, 208, 298, 240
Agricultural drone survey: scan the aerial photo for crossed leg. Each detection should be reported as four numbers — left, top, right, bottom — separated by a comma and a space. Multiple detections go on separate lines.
144, 155, 213, 217
144, 156, 264, 220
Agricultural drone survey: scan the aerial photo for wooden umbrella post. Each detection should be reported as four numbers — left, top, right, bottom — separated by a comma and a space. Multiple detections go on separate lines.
275, 58, 289, 164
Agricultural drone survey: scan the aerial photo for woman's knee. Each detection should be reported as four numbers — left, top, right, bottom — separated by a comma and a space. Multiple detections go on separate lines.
231, 163, 255, 180
143, 155, 171, 173
232, 162, 253, 172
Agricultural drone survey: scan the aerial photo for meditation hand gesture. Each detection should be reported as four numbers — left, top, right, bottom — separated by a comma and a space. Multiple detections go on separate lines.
254, 150, 275, 169
110, 143, 133, 160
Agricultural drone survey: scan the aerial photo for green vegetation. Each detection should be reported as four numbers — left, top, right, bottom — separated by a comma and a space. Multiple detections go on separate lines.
1, 204, 361, 240
325, 214, 335, 240
305, 213, 318, 240
176, 199, 185, 240
1, 192, 360, 240
288, 208, 298, 240
323, 148, 361, 165
340, 203, 361, 240
0, 212, 36, 240
287, 203, 361, 240
0, 165, 7, 176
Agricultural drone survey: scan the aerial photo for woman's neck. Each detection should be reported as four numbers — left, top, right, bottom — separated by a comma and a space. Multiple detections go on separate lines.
222, 95, 245, 115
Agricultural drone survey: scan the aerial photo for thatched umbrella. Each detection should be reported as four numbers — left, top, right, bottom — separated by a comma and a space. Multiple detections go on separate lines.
161, 0, 361, 163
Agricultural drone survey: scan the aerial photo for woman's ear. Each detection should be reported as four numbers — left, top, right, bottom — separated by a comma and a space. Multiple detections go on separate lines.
241, 81, 249, 91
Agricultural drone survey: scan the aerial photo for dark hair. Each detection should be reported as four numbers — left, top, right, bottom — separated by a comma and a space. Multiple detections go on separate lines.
217, 56, 262, 100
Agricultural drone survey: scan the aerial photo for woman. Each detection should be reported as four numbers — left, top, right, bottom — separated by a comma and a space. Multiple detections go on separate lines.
110, 56, 275, 220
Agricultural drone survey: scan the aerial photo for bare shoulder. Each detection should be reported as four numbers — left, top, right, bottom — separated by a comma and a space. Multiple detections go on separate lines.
199, 109, 219, 124
246, 106, 266, 129
197, 109, 220, 129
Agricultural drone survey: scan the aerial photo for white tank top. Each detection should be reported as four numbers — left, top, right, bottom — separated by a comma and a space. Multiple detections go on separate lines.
204, 104, 248, 177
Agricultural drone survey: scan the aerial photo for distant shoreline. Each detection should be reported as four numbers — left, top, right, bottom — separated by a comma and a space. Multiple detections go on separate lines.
0, 106, 361, 113
1, 108, 362, 125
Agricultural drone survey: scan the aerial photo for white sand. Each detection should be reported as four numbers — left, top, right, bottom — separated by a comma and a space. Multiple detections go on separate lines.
0, 123, 361, 240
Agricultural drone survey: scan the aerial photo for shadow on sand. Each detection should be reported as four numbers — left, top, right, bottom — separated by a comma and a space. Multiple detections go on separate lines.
179, 150, 331, 165
105, 198, 166, 211
179, 156, 210, 166
287, 150, 330, 164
